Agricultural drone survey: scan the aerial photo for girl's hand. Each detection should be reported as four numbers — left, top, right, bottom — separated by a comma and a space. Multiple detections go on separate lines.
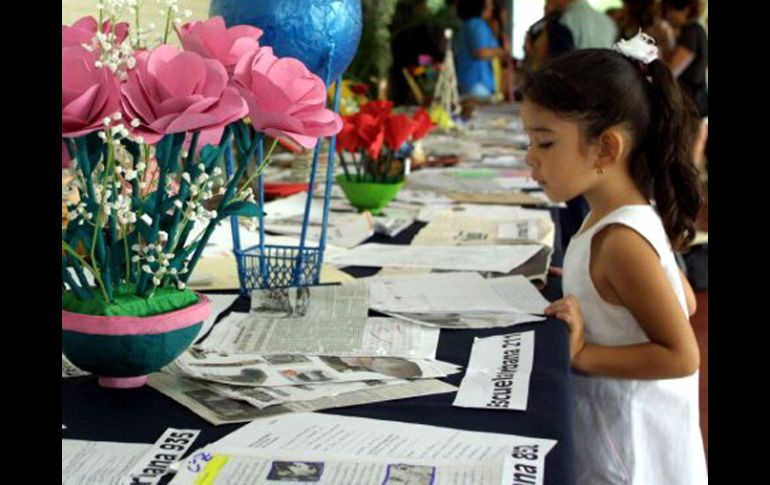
545, 295, 585, 361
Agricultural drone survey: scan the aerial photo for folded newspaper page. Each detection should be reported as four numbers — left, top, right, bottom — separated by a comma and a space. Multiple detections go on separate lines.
171, 350, 459, 387
454, 331, 535, 411
212, 413, 557, 485
148, 373, 457, 425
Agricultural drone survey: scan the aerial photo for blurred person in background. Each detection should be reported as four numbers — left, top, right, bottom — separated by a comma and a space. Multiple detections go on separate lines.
454, 0, 509, 98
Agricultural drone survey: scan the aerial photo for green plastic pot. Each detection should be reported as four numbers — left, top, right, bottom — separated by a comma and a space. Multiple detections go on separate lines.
336, 174, 405, 215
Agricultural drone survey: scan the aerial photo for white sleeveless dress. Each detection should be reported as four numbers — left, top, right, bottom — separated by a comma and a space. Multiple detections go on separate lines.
562, 205, 708, 484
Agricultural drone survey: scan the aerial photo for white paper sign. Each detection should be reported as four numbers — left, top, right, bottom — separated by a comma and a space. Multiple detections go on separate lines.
501, 442, 551, 485
454, 331, 535, 411
120, 428, 201, 485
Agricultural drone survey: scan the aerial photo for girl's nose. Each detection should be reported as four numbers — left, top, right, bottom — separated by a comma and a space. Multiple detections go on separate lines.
524, 149, 537, 168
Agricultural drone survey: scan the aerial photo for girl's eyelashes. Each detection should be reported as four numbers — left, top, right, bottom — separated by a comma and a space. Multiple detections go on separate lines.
538, 142, 554, 149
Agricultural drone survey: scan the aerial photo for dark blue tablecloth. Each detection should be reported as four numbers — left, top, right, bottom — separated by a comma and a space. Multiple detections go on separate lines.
62, 207, 575, 485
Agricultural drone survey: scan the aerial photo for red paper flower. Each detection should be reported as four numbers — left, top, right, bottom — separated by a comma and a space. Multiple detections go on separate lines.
411, 108, 435, 141
385, 114, 415, 151
355, 113, 385, 161
359, 100, 393, 120
336, 119, 362, 154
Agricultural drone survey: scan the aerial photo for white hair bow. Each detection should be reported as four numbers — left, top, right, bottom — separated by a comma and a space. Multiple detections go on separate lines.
612, 31, 659, 64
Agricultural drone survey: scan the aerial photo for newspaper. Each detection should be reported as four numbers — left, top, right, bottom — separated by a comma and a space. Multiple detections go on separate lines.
194, 293, 239, 342
63, 439, 149, 485
147, 373, 457, 425
412, 212, 554, 248
454, 331, 535, 411
212, 413, 557, 485
169, 446, 508, 485
62, 353, 90, 378
171, 350, 459, 387
384, 311, 545, 329
203, 379, 417, 410
200, 312, 440, 359
264, 211, 374, 249
395, 188, 454, 205
199, 282, 441, 359
324, 243, 542, 273
363, 272, 527, 314
373, 215, 415, 238
446, 191, 549, 206
416, 204, 552, 223
200, 284, 368, 353
372, 275, 549, 329
487, 276, 551, 315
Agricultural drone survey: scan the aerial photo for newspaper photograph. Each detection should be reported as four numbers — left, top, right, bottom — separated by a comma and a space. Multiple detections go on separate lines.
171, 350, 460, 387
170, 446, 507, 485
147, 373, 457, 425
454, 331, 536, 411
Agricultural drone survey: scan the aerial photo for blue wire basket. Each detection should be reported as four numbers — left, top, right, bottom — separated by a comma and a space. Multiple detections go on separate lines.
224, 73, 343, 296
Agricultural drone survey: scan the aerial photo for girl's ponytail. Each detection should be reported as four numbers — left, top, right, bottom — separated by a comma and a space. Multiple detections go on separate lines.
645, 60, 703, 250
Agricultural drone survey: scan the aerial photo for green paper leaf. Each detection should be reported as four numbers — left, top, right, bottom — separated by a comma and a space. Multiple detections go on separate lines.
85, 132, 105, 174
221, 201, 263, 218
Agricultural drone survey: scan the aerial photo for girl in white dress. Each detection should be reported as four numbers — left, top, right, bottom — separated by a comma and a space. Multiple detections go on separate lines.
521, 33, 708, 484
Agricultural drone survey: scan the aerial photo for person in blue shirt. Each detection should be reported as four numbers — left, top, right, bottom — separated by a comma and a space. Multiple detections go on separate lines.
454, 0, 509, 98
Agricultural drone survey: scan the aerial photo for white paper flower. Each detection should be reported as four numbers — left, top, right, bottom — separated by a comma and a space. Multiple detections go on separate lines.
612, 31, 658, 65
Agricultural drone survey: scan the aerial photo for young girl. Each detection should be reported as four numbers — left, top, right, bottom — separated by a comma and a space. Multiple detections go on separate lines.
521, 34, 707, 483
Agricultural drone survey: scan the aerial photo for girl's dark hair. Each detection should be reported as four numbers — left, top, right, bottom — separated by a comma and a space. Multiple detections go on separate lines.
625, 0, 656, 29
522, 49, 702, 250
457, 0, 485, 20
662, 0, 702, 20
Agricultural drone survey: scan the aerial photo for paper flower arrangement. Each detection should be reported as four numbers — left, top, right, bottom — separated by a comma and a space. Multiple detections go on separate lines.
62, 1, 342, 315
335, 101, 435, 184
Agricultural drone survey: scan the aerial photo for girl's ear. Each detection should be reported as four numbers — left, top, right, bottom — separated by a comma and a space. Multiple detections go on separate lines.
597, 127, 627, 168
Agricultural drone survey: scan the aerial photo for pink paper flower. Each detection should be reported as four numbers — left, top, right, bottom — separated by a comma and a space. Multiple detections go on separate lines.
232, 47, 342, 149
121, 45, 248, 144
62, 46, 122, 138
62, 16, 129, 49
176, 16, 262, 75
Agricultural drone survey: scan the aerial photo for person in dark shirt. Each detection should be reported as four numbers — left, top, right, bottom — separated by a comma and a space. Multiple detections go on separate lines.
523, 0, 575, 73
659, 0, 708, 117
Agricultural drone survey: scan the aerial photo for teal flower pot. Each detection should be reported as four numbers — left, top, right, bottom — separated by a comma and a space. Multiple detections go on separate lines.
61, 294, 211, 388
336, 175, 405, 215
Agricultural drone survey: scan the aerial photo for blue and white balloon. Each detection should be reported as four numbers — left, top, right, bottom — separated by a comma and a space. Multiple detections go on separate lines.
210, 0, 363, 82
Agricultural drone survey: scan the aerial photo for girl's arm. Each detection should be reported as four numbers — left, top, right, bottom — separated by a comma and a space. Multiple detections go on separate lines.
547, 225, 700, 380
679, 267, 697, 316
